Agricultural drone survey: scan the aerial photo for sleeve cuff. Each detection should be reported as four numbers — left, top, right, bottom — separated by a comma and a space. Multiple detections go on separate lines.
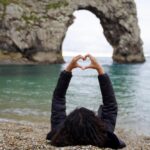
98, 73, 108, 78
60, 70, 72, 78
98, 73, 109, 84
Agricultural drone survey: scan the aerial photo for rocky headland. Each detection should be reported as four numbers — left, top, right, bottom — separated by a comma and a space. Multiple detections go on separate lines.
0, 0, 145, 64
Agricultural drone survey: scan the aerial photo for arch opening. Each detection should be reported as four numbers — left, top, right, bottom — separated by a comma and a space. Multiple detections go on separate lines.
62, 10, 113, 61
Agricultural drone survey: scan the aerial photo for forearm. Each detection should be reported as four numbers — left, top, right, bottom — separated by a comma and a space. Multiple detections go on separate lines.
51, 70, 72, 129
98, 73, 118, 131
53, 70, 72, 98
97, 66, 105, 75
98, 74, 117, 105
65, 64, 73, 73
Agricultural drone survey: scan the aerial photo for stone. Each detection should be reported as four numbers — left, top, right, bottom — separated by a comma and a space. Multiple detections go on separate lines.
10, 28, 29, 50
32, 51, 64, 63
0, 51, 23, 61
0, 0, 145, 64
5, 3, 24, 20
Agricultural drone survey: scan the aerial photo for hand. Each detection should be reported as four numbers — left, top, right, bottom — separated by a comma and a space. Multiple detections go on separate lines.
83, 54, 105, 75
65, 55, 84, 72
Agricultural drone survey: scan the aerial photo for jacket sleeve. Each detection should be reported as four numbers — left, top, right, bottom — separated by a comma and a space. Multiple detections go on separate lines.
51, 70, 72, 130
97, 73, 118, 132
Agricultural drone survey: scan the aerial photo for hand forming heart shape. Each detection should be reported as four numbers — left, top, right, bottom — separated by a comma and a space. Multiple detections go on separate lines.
65, 54, 104, 75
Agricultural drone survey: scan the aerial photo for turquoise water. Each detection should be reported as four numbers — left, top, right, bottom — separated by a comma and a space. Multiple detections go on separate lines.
0, 57, 150, 135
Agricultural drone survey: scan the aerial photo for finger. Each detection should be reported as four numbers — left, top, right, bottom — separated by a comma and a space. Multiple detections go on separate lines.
75, 55, 84, 61
84, 54, 93, 60
83, 65, 93, 70
84, 53, 91, 57
72, 55, 80, 60
84, 54, 90, 59
76, 64, 84, 70
75, 54, 82, 59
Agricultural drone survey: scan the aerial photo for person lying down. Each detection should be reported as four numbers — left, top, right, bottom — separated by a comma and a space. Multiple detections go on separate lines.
46, 54, 126, 149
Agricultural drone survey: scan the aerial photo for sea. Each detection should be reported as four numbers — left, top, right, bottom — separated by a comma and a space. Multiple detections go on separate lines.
0, 56, 150, 136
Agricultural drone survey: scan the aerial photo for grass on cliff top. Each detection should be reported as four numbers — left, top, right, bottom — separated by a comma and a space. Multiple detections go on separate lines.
46, 0, 69, 10
0, 0, 20, 6
22, 14, 40, 23
0, 0, 11, 6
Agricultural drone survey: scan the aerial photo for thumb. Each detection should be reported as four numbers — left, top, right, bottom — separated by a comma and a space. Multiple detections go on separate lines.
76, 64, 84, 70
83, 65, 93, 70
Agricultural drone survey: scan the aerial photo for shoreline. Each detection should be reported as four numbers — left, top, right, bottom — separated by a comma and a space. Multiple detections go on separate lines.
0, 60, 65, 65
0, 56, 149, 65
0, 121, 150, 150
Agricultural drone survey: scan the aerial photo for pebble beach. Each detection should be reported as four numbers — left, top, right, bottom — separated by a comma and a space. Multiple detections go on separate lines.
0, 121, 150, 150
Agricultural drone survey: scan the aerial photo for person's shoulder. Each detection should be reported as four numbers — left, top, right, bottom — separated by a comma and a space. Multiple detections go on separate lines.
46, 131, 54, 141
104, 131, 126, 149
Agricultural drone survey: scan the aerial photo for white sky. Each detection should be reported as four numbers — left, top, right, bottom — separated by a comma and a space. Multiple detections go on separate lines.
62, 0, 150, 57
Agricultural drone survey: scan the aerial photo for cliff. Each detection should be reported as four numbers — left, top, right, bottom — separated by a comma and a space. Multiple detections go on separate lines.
0, 0, 145, 64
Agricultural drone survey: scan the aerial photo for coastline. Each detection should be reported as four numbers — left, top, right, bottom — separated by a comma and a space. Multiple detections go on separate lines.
0, 55, 149, 65
0, 121, 150, 150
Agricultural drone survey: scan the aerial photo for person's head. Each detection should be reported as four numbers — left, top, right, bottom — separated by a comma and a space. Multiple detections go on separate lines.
51, 107, 107, 147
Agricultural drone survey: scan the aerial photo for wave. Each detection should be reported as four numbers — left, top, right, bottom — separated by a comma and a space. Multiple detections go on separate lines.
1, 108, 49, 117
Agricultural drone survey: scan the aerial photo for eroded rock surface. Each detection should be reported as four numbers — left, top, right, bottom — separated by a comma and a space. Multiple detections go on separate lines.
0, 0, 145, 63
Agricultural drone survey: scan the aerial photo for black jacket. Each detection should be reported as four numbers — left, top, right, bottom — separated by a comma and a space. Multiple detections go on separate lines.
46, 70, 126, 149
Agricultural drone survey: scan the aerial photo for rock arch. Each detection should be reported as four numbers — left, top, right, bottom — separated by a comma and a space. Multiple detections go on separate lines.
62, 9, 113, 57
62, 1, 145, 63
0, 0, 145, 63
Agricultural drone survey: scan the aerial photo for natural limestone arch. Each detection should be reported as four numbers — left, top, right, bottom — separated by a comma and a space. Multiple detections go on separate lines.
61, 9, 114, 58
0, 0, 145, 64
61, 1, 145, 63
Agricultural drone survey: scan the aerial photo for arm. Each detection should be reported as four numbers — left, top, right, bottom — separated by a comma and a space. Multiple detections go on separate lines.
51, 70, 72, 130
83, 54, 117, 132
98, 73, 118, 132
51, 55, 84, 130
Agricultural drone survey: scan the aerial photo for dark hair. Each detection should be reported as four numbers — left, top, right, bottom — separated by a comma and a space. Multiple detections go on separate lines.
51, 107, 107, 147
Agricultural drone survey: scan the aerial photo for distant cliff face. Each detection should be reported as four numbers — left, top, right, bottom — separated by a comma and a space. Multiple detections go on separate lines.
0, 0, 145, 64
